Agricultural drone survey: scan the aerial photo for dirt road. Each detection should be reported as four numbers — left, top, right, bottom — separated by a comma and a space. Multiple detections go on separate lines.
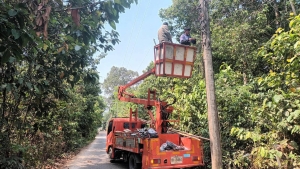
63, 131, 127, 169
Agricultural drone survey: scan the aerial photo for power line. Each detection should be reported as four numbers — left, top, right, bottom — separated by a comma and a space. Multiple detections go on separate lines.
121, 1, 151, 70
136, 47, 153, 73
120, 5, 141, 67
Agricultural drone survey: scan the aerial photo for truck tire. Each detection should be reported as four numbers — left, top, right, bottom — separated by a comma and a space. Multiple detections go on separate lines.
108, 147, 114, 159
129, 154, 141, 169
108, 147, 116, 163
123, 152, 129, 163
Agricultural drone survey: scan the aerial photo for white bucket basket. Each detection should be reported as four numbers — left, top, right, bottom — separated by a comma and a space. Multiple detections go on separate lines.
154, 43, 196, 78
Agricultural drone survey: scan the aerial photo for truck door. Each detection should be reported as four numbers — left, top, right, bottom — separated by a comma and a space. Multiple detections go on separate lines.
107, 120, 113, 135
106, 120, 114, 152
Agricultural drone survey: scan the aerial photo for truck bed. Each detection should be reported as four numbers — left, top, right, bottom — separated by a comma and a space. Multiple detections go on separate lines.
113, 131, 204, 169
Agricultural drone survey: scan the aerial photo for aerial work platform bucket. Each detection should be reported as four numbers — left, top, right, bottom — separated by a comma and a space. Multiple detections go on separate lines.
154, 42, 197, 78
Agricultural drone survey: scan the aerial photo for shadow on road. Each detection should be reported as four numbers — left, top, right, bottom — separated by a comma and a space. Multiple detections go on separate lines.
63, 131, 128, 169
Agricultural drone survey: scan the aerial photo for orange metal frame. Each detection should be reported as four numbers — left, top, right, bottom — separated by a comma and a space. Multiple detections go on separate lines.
117, 67, 175, 134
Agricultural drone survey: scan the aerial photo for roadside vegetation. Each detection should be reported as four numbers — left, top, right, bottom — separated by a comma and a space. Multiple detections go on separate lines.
1, 0, 300, 168
0, 0, 137, 168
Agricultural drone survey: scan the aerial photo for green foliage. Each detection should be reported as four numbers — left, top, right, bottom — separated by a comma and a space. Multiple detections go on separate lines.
229, 14, 300, 169
159, 0, 297, 80
102, 66, 138, 96
154, 1, 300, 168
0, 0, 136, 168
102, 66, 139, 118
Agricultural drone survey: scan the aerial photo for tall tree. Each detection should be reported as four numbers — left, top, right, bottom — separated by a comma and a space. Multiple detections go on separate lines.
102, 66, 138, 117
199, 0, 222, 168
0, 0, 137, 168
102, 66, 138, 98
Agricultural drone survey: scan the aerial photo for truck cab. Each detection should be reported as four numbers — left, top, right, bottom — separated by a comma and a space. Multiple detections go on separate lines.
106, 117, 145, 156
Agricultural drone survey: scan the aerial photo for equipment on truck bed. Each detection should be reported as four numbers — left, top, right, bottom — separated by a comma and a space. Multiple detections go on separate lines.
106, 42, 204, 169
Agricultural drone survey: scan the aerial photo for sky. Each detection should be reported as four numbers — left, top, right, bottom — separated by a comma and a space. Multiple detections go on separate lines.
97, 0, 173, 83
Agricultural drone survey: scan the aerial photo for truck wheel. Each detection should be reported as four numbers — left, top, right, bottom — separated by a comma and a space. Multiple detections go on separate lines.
108, 147, 114, 159
129, 154, 141, 169
108, 147, 116, 163
123, 152, 129, 163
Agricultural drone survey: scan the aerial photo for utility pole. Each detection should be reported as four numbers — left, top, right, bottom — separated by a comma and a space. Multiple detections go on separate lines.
199, 0, 222, 168
289, 0, 297, 15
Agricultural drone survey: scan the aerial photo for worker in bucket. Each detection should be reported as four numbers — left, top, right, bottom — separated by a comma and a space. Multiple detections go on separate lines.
180, 27, 196, 46
158, 22, 173, 44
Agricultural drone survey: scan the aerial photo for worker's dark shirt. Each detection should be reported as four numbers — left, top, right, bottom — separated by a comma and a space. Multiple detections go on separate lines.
158, 25, 172, 44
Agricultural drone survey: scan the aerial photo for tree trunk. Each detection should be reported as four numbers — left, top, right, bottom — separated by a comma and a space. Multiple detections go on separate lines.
273, 0, 280, 29
289, 0, 297, 15
199, 0, 222, 168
